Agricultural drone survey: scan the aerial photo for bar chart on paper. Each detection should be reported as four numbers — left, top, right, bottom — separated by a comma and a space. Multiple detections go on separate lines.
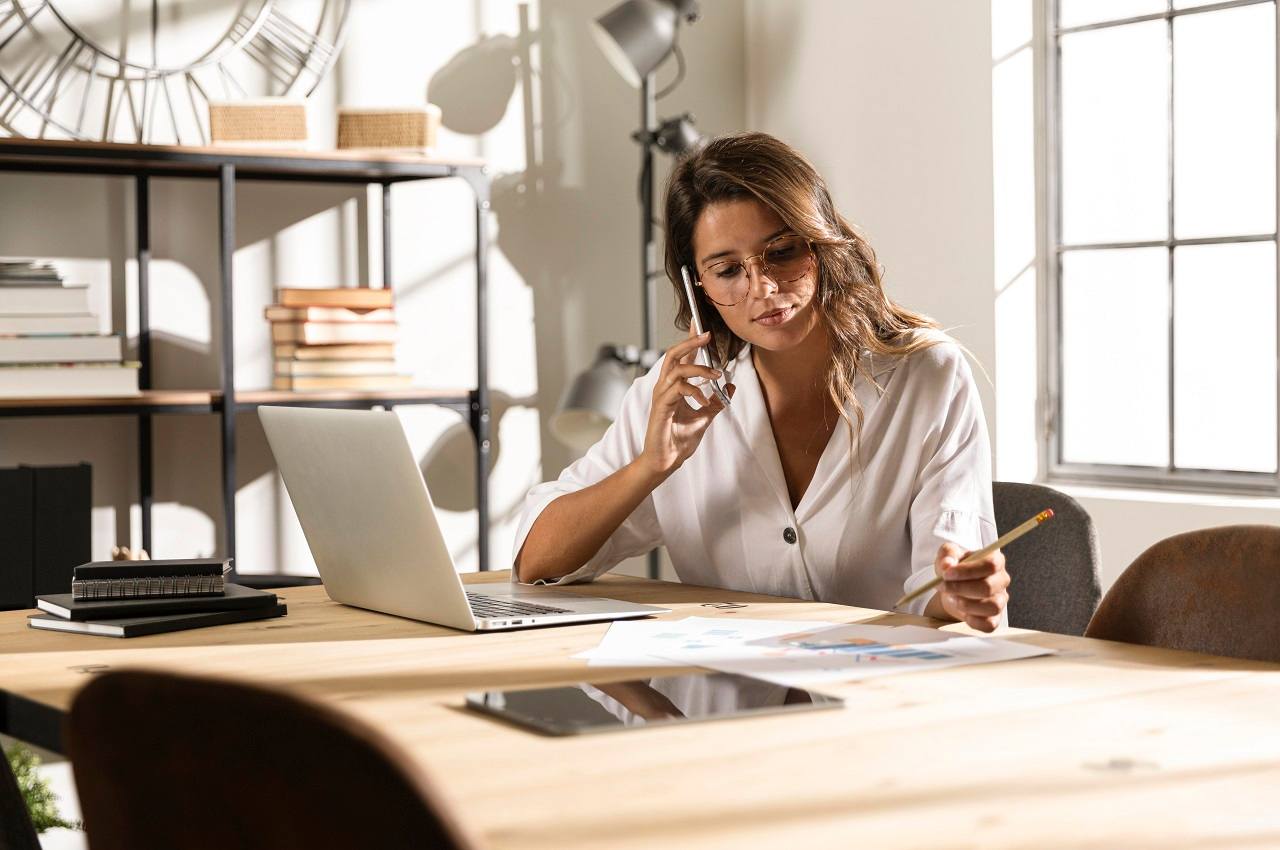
668, 624, 1054, 687
573, 618, 1053, 686
773, 629, 955, 662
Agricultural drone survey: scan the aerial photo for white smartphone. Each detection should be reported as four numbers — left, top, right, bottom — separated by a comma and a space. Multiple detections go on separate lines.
680, 265, 731, 407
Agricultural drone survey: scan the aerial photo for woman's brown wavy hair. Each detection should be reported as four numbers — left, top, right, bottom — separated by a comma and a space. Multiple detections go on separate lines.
663, 131, 941, 440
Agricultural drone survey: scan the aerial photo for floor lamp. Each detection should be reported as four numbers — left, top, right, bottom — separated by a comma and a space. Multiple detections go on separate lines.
552, 0, 702, 579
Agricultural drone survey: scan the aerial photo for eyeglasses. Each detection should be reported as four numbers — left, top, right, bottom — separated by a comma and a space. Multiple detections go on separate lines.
694, 235, 815, 307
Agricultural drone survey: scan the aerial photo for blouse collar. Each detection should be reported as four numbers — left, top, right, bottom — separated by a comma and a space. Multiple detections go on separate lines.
719, 344, 900, 520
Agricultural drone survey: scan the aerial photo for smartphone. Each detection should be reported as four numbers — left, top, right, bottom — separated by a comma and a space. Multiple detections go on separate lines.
680, 265, 731, 407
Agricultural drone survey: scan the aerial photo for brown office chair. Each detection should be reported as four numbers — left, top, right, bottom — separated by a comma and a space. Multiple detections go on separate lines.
0, 745, 40, 850
1085, 524, 1280, 663
66, 670, 481, 850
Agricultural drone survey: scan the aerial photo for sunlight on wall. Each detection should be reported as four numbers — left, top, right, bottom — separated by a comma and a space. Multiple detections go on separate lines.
134, 260, 211, 346
992, 0, 1038, 482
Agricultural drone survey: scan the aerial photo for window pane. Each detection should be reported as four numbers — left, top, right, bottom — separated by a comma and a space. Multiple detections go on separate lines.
1061, 248, 1169, 467
1174, 4, 1276, 240
1059, 1, 1165, 29
1061, 22, 1169, 245
1173, 242, 1277, 472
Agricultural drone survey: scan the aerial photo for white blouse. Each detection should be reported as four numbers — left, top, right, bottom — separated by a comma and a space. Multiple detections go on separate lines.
513, 333, 996, 616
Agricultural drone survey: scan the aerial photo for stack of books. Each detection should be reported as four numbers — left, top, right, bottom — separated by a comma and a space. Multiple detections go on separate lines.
0, 260, 139, 397
27, 559, 287, 638
266, 287, 409, 391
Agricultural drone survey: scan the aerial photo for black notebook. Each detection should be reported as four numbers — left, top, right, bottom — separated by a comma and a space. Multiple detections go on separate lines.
36, 582, 277, 621
71, 558, 230, 601
27, 603, 287, 638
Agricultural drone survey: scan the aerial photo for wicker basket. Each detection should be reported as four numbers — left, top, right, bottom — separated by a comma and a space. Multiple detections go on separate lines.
208, 99, 308, 147
337, 105, 441, 151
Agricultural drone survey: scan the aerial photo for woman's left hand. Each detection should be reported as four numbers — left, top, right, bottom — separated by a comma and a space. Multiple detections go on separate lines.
932, 542, 1009, 632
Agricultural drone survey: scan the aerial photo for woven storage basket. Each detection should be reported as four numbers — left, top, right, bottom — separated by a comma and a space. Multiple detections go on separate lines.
208, 99, 307, 146
337, 105, 442, 151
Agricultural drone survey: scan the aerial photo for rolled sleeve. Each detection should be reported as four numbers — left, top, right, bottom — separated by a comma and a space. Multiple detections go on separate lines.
904, 348, 998, 617
903, 509, 997, 617
512, 364, 664, 585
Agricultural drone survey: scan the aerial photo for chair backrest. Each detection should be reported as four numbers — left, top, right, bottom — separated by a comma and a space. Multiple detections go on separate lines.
67, 670, 481, 850
1085, 524, 1280, 663
993, 481, 1101, 635
0, 746, 40, 850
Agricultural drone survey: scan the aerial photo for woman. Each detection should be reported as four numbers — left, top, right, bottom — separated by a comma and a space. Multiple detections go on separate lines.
513, 132, 1009, 631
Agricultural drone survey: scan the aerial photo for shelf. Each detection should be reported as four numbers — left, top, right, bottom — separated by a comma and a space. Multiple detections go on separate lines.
233, 387, 472, 412
0, 387, 474, 417
0, 136, 492, 568
0, 138, 486, 184
0, 390, 214, 416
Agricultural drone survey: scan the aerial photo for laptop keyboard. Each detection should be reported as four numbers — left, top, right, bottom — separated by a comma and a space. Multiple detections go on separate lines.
466, 592, 573, 619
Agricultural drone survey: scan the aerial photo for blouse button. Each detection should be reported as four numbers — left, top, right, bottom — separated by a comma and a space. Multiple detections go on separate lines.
782, 526, 797, 545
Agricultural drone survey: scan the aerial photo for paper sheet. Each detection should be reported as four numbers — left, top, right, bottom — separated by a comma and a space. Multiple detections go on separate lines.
575, 617, 1053, 685
572, 616, 840, 667
653, 622, 1054, 687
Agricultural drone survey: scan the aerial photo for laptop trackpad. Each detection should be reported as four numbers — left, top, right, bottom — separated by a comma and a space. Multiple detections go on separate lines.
487, 584, 598, 602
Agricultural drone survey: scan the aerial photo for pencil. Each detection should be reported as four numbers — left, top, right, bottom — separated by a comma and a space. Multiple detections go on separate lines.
894, 508, 1055, 610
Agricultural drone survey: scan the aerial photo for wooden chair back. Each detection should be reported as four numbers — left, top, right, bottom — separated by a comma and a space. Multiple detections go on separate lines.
67, 670, 481, 850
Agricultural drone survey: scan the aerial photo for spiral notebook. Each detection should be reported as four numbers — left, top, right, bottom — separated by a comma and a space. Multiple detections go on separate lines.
70, 558, 231, 601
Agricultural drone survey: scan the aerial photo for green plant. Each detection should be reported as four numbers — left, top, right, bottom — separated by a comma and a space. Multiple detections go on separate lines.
5, 743, 79, 833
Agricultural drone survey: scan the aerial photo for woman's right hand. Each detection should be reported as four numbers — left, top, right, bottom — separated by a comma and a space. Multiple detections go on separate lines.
637, 331, 734, 482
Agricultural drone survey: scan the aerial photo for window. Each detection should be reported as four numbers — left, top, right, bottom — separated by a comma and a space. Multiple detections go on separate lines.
1047, 0, 1279, 491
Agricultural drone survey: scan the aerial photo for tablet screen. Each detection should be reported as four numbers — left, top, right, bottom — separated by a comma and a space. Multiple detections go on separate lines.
465, 671, 843, 735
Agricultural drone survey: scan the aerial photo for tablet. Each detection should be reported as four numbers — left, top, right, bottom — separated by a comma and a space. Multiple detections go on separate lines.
465, 671, 843, 736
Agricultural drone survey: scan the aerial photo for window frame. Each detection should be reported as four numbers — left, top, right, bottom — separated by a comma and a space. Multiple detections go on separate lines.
1043, 0, 1280, 495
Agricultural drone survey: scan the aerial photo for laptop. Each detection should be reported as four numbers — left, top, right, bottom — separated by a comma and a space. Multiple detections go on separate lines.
259, 405, 668, 631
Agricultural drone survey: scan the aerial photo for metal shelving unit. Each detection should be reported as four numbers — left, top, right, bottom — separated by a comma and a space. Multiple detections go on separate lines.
0, 138, 493, 572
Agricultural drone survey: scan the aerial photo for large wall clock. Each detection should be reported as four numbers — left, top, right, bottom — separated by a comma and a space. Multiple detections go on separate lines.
0, 0, 350, 144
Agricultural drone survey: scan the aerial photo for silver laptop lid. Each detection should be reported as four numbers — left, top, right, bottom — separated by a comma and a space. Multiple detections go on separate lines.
259, 406, 477, 631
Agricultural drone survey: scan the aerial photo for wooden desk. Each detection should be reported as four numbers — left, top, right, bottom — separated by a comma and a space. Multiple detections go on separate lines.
2, 572, 1277, 849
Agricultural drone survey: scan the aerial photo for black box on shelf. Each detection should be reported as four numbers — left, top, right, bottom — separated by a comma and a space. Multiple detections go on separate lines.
0, 466, 34, 609
0, 463, 91, 609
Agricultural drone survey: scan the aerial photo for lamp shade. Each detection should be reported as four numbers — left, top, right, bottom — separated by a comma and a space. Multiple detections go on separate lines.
550, 347, 633, 453
590, 0, 680, 87
655, 113, 701, 155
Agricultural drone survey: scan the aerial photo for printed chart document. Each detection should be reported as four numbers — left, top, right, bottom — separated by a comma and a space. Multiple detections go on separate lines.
661, 623, 1054, 688
576, 618, 1052, 686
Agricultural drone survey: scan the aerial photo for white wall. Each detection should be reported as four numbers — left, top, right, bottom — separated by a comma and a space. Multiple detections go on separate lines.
1063, 486, 1280, 588
0, 0, 746, 577
745, 0, 997, 434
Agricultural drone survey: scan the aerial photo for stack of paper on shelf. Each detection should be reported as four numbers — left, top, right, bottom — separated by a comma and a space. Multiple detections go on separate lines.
28, 558, 286, 638
0, 260, 139, 397
266, 287, 409, 391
